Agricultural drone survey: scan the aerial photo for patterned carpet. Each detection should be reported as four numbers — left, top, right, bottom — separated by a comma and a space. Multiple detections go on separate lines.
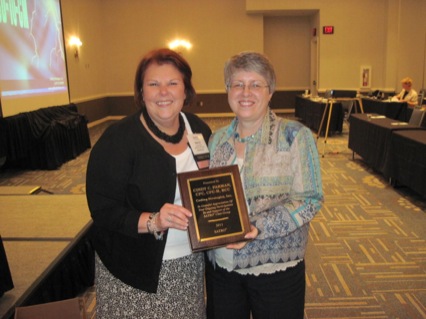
0, 115, 425, 319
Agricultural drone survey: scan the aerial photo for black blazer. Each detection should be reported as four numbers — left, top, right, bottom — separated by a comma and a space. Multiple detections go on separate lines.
86, 111, 211, 292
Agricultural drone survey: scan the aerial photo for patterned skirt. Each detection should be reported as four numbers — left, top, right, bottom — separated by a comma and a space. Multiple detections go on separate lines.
95, 253, 206, 318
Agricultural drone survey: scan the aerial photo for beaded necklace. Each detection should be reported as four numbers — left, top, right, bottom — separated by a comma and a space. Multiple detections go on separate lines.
234, 132, 256, 143
142, 108, 185, 144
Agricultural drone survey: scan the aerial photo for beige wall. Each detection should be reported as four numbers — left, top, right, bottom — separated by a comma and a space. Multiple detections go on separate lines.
264, 15, 312, 91
62, 0, 263, 103
247, 0, 426, 92
61, 0, 426, 104
61, 0, 106, 102
391, 0, 426, 90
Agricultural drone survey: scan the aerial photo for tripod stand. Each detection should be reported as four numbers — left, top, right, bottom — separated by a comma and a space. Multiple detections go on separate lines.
316, 97, 364, 157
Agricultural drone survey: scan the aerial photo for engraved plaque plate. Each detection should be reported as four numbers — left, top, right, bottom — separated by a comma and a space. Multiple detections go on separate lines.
177, 165, 251, 252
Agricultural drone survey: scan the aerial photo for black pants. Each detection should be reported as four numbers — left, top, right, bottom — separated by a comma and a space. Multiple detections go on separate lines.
205, 259, 305, 319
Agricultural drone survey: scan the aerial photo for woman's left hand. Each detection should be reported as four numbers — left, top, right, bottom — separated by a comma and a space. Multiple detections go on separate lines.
226, 225, 258, 250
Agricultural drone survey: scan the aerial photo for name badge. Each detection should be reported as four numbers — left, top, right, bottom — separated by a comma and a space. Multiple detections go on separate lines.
187, 133, 210, 169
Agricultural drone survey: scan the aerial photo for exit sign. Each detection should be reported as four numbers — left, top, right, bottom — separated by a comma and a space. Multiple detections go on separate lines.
323, 26, 334, 34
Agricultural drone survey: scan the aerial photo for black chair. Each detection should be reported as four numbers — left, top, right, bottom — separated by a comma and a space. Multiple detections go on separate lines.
421, 111, 426, 128
416, 89, 424, 108
324, 89, 333, 99
408, 108, 425, 126
332, 90, 357, 98
331, 90, 357, 121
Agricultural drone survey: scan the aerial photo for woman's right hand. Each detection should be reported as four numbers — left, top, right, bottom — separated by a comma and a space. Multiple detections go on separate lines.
225, 225, 258, 250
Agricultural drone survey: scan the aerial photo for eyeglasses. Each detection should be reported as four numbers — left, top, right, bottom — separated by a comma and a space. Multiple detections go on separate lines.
228, 82, 269, 92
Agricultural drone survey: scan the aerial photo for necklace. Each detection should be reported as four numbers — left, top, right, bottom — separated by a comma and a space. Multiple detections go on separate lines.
234, 132, 256, 143
142, 108, 185, 144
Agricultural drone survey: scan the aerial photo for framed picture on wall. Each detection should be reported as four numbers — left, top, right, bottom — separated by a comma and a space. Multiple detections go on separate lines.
360, 66, 372, 88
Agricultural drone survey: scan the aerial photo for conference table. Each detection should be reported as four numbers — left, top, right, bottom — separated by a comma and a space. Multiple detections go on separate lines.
295, 96, 344, 135
348, 114, 424, 174
361, 97, 411, 121
383, 130, 426, 197
0, 195, 94, 319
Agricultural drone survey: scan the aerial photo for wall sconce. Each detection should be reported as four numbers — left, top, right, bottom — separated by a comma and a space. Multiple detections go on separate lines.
69, 36, 82, 58
168, 39, 192, 51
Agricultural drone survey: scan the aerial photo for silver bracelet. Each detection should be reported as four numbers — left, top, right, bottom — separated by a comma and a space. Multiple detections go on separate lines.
147, 212, 164, 240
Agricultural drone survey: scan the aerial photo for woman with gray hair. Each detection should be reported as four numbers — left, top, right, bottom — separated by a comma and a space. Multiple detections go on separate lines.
206, 51, 324, 319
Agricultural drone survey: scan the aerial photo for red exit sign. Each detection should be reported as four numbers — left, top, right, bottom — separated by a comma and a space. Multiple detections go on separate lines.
323, 26, 334, 34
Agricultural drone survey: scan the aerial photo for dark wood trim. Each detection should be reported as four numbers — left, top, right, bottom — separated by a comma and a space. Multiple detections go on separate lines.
74, 90, 302, 123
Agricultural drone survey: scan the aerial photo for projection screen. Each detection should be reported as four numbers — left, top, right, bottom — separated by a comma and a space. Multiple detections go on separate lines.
0, 0, 70, 117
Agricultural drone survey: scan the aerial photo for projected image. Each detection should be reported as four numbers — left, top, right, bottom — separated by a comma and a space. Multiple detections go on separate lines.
0, 0, 69, 110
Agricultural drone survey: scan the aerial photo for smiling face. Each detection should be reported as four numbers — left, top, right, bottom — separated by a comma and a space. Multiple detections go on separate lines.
142, 62, 186, 129
227, 70, 272, 125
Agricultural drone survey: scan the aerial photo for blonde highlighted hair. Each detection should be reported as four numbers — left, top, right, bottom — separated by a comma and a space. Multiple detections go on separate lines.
401, 77, 413, 86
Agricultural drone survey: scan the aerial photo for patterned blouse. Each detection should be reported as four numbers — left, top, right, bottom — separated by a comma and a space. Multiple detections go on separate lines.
208, 109, 324, 271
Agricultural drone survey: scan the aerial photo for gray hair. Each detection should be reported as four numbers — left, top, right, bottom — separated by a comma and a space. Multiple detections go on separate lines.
224, 51, 276, 93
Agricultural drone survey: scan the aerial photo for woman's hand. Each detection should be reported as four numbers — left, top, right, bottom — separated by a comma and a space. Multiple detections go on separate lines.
157, 203, 192, 231
226, 225, 258, 250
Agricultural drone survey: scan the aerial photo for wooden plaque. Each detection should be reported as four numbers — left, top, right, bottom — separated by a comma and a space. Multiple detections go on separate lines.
177, 165, 251, 252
